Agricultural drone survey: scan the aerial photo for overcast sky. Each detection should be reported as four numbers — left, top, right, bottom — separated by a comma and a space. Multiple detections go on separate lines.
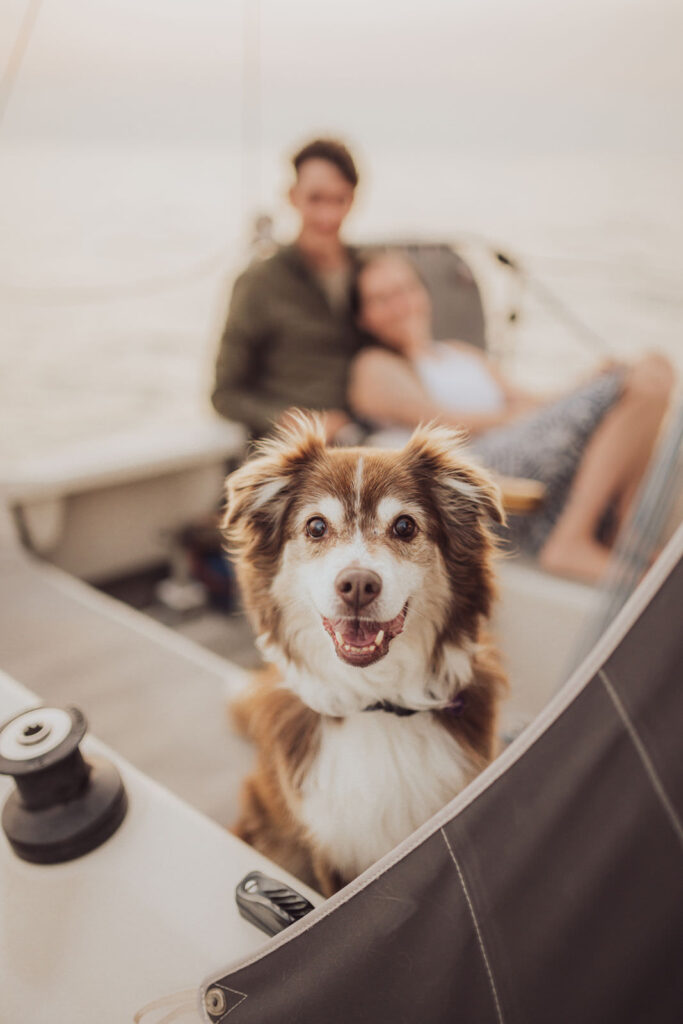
1, 0, 682, 157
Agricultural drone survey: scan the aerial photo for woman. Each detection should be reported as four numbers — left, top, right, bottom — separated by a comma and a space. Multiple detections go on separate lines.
348, 251, 674, 583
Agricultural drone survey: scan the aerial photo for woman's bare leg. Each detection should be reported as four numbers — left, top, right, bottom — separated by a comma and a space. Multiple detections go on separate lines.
539, 355, 675, 583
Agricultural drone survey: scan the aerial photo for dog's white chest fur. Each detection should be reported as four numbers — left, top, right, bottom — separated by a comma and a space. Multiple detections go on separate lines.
299, 710, 472, 880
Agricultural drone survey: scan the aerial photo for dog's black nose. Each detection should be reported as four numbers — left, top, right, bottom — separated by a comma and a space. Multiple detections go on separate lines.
335, 568, 382, 611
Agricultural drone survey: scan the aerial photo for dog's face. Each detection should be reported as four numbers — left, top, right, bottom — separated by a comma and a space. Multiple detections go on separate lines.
224, 415, 503, 715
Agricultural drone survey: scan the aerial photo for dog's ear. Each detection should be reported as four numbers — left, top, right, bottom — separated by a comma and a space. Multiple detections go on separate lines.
403, 423, 505, 526
223, 454, 290, 538
222, 411, 327, 541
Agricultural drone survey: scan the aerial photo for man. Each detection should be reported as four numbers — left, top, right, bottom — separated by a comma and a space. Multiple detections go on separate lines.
211, 138, 367, 440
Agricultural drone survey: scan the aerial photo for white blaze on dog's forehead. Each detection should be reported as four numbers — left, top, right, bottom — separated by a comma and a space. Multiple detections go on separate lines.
354, 456, 364, 513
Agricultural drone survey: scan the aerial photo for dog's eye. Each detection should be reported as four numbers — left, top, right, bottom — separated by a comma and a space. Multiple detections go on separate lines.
305, 516, 328, 539
392, 515, 417, 540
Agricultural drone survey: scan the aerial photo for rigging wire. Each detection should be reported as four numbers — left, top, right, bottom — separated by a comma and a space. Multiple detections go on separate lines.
0, 0, 43, 132
494, 250, 613, 356
451, 231, 615, 356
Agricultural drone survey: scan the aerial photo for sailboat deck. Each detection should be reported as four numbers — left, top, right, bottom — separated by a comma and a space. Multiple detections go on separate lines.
0, 545, 258, 827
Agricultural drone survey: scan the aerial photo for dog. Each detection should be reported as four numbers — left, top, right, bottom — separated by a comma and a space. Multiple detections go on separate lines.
223, 413, 507, 896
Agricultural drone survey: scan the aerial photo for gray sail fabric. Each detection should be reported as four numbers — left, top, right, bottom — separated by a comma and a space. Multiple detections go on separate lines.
200, 528, 683, 1024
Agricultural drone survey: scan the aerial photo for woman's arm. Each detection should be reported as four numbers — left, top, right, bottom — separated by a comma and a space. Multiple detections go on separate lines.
348, 347, 513, 437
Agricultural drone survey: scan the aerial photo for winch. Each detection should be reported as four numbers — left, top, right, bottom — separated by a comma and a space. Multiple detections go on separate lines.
0, 705, 127, 863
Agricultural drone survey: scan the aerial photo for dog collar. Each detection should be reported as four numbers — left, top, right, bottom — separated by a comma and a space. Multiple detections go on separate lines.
363, 694, 466, 718
363, 700, 418, 717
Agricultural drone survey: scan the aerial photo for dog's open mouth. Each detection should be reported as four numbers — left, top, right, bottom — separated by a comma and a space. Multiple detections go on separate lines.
322, 604, 408, 667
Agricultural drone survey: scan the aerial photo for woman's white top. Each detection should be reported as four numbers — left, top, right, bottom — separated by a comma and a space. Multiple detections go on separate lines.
415, 343, 505, 414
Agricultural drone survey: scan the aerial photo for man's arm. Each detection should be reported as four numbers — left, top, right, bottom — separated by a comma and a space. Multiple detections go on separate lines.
211, 270, 291, 437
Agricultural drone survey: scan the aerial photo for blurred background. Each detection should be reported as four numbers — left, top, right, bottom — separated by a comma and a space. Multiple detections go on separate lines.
0, 0, 681, 871
1, 0, 682, 466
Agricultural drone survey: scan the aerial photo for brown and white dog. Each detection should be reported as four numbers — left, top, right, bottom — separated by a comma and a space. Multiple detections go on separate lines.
223, 413, 507, 896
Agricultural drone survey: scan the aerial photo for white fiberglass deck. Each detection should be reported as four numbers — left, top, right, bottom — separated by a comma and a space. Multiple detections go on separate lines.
0, 671, 320, 1024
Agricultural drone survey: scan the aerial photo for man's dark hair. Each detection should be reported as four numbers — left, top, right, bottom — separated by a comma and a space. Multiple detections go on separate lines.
292, 138, 359, 188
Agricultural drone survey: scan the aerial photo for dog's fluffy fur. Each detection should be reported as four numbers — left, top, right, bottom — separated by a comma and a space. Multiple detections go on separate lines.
223, 414, 507, 896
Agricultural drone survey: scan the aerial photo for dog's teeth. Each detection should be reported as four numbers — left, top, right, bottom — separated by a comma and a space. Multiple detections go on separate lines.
335, 631, 343, 645
375, 629, 385, 645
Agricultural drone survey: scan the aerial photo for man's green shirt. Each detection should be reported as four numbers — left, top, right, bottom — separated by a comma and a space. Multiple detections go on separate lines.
211, 244, 367, 438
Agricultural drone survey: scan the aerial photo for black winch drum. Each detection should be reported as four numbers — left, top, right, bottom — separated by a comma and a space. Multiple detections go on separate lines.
0, 705, 128, 864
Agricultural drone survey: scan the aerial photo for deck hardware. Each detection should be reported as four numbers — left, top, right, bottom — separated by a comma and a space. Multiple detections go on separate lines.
21, 721, 50, 742
235, 870, 314, 936
0, 705, 128, 864
205, 988, 227, 1016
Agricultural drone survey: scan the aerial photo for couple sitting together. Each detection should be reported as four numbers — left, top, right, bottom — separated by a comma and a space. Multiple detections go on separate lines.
211, 138, 674, 584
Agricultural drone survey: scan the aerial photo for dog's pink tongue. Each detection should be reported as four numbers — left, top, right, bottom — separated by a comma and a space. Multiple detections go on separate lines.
337, 619, 378, 645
